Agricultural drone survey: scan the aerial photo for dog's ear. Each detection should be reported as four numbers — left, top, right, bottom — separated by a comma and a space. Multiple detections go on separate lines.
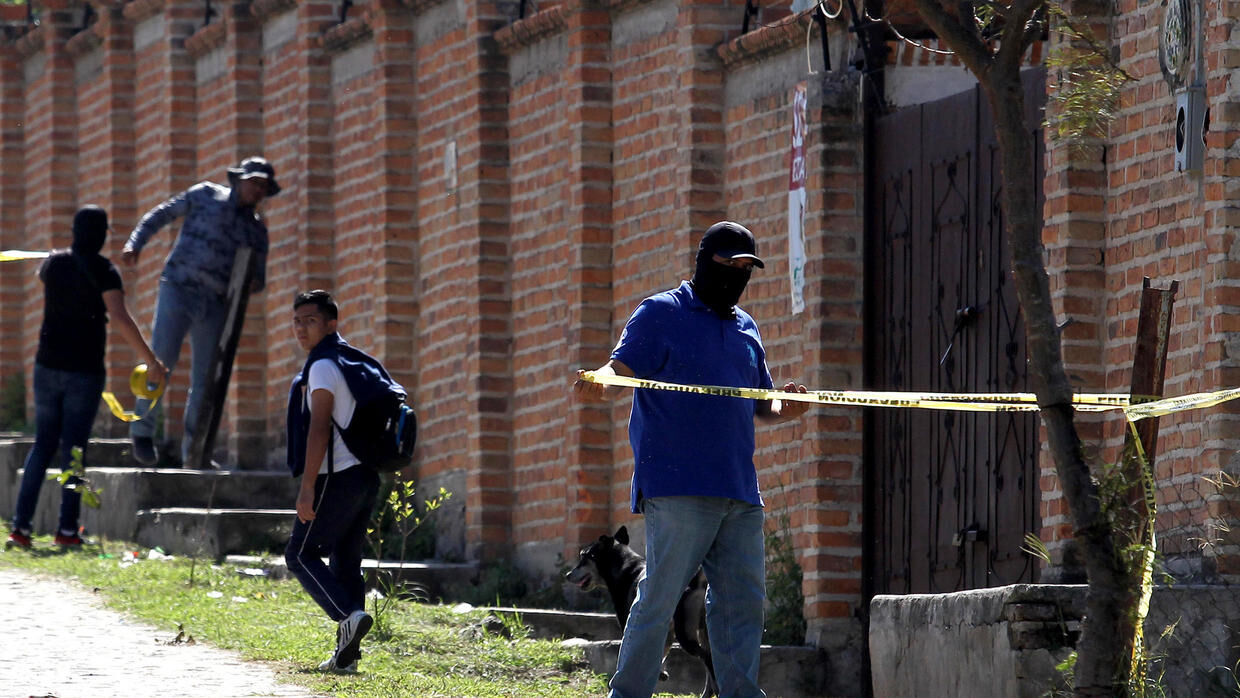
615, 526, 629, 545
599, 534, 612, 545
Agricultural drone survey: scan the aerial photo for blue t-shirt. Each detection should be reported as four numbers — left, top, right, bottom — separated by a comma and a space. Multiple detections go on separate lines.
611, 281, 773, 513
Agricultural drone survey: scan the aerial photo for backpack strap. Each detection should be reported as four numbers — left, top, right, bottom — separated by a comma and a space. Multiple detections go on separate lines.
326, 427, 334, 475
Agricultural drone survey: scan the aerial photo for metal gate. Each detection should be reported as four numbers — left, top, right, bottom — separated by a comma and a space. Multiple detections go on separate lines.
865, 69, 1046, 595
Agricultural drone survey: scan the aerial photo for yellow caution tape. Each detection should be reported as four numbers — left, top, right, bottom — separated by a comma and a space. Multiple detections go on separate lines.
581, 369, 1239, 682
582, 368, 1217, 681
0, 249, 49, 261
101, 364, 167, 423
579, 371, 1140, 413
1122, 387, 1240, 421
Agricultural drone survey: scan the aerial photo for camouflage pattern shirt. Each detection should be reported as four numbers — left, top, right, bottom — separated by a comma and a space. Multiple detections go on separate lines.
126, 181, 269, 298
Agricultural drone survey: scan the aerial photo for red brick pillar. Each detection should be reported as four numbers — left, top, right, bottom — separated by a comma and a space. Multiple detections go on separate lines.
366, 0, 419, 382
183, 2, 268, 466
69, 3, 138, 436
19, 3, 81, 419
1199, 0, 1240, 579
122, 0, 200, 449
672, 0, 729, 267
252, 0, 335, 465
412, 0, 515, 561
558, 0, 618, 567
0, 46, 26, 406
801, 73, 866, 652
1039, 0, 1109, 581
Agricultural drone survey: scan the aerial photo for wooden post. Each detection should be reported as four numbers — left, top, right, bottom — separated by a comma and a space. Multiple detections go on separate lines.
183, 246, 256, 470
1118, 276, 1178, 675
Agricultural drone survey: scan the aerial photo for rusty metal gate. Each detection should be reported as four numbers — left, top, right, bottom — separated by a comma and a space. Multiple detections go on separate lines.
864, 69, 1046, 595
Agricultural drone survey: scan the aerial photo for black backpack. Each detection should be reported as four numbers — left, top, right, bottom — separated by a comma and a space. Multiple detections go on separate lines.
334, 390, 418, 473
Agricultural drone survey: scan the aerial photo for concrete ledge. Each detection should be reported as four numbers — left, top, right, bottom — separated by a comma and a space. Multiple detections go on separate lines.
578, 640, 831, 698
484, 607, 619, 641
135, 508, 294, 558
870, 584, 1082, 698
870, 583, 1240, 697
225, 554, 481, 602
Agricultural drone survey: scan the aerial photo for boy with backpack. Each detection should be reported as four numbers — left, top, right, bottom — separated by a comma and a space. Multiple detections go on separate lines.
285, 289, 415, 673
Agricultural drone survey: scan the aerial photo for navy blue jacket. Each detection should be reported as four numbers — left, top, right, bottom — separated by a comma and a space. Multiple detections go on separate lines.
286, 332, 405, 477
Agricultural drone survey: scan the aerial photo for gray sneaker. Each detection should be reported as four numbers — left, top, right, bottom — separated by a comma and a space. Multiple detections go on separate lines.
131, 436, 157, 466
317, 653, 357, 673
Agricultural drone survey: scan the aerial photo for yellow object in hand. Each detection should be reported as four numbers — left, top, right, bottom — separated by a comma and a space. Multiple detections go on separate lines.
102, 363, 167, 423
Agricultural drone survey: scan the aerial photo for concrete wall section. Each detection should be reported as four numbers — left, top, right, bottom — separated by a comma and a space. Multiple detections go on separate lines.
870, 585, 1080, 698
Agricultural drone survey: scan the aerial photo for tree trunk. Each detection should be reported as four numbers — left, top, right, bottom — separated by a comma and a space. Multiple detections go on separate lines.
980, 68, 1136, 697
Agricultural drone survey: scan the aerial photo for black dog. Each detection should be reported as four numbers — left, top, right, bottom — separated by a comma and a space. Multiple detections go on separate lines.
566, 525, 718, 698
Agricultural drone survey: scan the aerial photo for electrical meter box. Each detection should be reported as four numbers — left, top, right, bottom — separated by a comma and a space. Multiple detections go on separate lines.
1175, 87, 1207, 173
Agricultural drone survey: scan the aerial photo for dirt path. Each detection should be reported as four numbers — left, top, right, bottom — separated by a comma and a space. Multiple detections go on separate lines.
0, 567, 325, 698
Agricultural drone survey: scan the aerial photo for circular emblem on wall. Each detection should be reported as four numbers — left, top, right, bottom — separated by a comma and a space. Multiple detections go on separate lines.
1159, 0, 1192, 89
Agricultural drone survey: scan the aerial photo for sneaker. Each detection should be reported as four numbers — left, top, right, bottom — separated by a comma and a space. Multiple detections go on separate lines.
5, 530, 32, 550
131, 436, 157, 466
335, 610, 373, 668
317, 653, 358, 673
53, 532, 85, 547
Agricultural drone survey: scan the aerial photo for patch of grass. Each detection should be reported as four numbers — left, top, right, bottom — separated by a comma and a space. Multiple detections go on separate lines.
0, 537, 622, 698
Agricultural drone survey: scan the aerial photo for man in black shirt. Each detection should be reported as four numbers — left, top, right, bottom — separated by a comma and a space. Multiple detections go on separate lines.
6, 206, 165, 549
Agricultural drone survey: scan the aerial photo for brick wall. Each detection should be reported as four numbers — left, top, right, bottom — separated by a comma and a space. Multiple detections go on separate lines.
1, 0, 861, 668
1038, 0, 1240, 581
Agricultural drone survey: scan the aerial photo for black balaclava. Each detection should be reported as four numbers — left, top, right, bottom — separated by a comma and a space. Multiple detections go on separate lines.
71, 205, 108, 256
690, 221, 764, 317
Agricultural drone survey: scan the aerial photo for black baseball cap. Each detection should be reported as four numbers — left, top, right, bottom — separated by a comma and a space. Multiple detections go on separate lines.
699, 221, 764, 268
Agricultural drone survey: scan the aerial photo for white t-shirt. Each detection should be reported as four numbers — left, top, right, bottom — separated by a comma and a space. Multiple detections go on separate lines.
307, 359, 360, 472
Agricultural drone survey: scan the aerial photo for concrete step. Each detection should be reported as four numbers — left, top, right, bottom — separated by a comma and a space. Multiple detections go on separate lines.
135, 507, 294, 558
0, 437, 138, 469
0, 464, 297, 541
576, 640, 831, 698
225, 554, 481, 603
102, 468, 297, 510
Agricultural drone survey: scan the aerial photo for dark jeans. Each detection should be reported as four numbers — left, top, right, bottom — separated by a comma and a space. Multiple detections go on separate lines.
285, 465, 380, 622
12, 364, 105, 535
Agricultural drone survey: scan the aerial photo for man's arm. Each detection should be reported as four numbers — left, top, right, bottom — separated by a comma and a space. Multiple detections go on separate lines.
296, 388, 335, 523
572, 359, 634, 402
755, 381, 810, 424
101, 289, 166, 386
122, 191, 191, 267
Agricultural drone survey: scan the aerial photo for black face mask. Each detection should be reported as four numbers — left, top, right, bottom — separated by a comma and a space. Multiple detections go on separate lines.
71, 207, 108, 256
691, 252, 751, 317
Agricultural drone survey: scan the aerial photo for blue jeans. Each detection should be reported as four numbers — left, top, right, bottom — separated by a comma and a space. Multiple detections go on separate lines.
12, 364, 105, 535
130, 278, 228, 461
609, 496, 767, 698
285, 465, 380, 622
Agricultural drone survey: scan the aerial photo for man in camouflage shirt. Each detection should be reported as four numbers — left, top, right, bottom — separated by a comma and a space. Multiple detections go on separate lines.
122, 156, 280, 466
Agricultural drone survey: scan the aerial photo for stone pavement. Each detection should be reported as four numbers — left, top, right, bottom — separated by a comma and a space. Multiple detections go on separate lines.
0, 567, 326, 698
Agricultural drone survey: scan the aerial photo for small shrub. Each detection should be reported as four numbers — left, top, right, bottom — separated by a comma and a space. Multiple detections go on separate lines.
0, 373, 27, 433
763, 511, 806, 646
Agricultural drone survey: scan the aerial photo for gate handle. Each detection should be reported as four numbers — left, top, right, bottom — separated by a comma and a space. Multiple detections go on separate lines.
939, 305, 983, 367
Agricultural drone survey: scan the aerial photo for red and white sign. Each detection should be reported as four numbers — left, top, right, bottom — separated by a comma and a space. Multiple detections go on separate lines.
788, 82, 808, 315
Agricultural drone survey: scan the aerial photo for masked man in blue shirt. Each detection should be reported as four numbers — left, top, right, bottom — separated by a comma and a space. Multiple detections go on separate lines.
574, 221, 809, 698
121, 157, 279, 466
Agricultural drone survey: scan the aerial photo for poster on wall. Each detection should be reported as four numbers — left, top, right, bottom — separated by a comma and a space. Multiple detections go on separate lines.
788, 81, 808, 316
